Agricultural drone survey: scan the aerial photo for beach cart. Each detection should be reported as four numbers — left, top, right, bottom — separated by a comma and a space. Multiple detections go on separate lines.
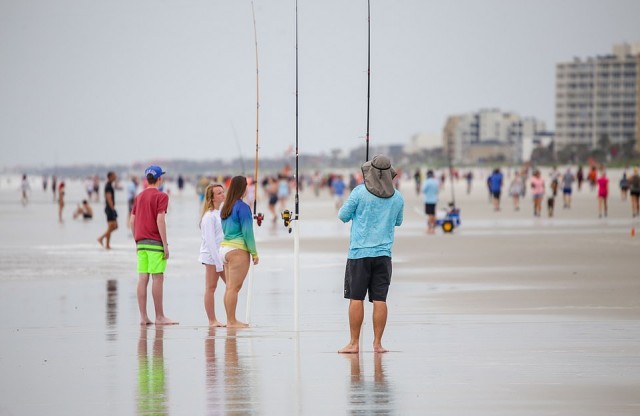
435, 203, 461, 233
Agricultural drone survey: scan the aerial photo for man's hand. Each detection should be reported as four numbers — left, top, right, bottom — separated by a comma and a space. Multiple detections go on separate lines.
163, 245, 170, 260
252, 255, 259, 265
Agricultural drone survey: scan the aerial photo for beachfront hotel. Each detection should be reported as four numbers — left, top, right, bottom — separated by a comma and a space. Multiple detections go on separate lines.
555, 42, 640, 151
442, 109, 547, 165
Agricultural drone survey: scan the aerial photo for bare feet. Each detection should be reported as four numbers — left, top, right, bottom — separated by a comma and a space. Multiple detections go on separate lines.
155, 317, 179, 325
373, 344, 389, 353
338, 343, 359, 354
226, 320, 249, 328
209, 321, 226, 327
97, 237, 104, 247
140, 319, 153, 326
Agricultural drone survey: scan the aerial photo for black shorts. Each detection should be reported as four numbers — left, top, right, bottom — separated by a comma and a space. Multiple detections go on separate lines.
344, 256, 392, 302
105, 207, 118, 222
492, 191, 501, 199
425, 203, 436, 216
269, 194, 278, 206
631, 191, 640, 197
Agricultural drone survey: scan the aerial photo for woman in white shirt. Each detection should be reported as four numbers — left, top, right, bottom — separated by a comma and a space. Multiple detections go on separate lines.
199, 184, 226, 326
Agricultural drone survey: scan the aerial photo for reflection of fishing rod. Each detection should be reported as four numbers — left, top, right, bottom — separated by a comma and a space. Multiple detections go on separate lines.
365, 0, 371, 162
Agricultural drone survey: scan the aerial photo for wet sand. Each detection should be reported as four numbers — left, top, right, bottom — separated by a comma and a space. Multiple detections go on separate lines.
0, 170, 639, 415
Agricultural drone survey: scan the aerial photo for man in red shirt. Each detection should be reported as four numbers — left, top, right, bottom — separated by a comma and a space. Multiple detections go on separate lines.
130, 165, 177, 326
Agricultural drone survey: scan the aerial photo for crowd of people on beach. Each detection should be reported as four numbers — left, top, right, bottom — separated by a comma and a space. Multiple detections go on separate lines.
411, 164, 640, 231
13, 158, 639, 352
15, 156, 406, 352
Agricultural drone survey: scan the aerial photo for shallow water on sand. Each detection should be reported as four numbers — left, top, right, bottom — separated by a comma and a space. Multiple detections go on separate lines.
1, 175, 639, 415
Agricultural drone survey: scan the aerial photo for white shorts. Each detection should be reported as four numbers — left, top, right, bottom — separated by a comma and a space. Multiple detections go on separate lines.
219, 246, 240, 264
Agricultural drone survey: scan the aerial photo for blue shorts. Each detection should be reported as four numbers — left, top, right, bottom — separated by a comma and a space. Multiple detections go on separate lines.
562, 188, 572, 195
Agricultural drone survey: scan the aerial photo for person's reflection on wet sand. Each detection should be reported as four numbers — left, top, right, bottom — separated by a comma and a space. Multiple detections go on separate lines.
106, 280, 117, 341
224, 328, 253, 414
205, 327, 224, 414
137, 327, 168, 416
345, 354, 393, 415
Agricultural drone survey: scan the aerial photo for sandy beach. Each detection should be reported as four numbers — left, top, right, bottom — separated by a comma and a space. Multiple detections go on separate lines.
0, 169, 639, 415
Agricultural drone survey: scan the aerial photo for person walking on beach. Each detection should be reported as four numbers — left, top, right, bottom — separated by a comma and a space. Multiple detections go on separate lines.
488, 168, 503, 211
587, 166, 597, 191
530, 169, 545, 217
597, 168, 609, 218
98, 172, 118, 249
266, 176, 278, 223
51, 175, 57, 202
20, 174, 30, 206
561, 168, 575, 209
220, 176, 259, 328
619, 172, 629, 201
130, 165, 177, 326
199, 184, 227, 327
57, 181, 65, 222
508, 171, 524, 211
421, 170, 439, 234
629, 167, 640, 218
576, 165, 584, 191
338, 155, 404, 354
127, 175, 139, 230
92, 175, 100, 202
332, 175, 347, 211
465, 170, 473, 194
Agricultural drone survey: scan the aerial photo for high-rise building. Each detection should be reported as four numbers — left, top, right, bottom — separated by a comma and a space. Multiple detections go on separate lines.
443, 109, 546, 164
555, 43, 640, 151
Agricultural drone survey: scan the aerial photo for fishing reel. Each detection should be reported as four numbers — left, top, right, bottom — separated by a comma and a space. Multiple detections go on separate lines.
254, 212, 264, 227
281, 209, 293, 233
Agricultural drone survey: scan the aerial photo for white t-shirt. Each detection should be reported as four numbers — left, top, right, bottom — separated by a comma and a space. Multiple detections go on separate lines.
199, 209, 224, 271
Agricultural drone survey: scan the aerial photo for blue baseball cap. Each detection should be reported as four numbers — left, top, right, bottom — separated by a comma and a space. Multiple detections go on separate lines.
144, 165, 166, 179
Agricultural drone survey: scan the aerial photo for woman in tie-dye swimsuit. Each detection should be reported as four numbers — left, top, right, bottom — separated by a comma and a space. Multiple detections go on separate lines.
220, 176, 259, 328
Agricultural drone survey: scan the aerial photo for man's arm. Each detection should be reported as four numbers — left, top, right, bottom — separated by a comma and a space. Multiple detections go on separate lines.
106, 191, 115, 210
395, 198, 404, 226
129, 213, 136, 234
338, 188, 358, 223
157, 212, 169, 260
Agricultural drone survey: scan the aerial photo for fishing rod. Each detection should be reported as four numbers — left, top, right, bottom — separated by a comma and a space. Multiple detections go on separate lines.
293, 0, 300, 332
365, 0, 371, 162
246, 0, 261, 326
281, 0, 299, 235
277, 0, 301, 331
251, 0, 264, 226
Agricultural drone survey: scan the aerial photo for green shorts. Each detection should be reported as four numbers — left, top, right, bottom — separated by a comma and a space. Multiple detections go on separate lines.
137, 240, 167, 274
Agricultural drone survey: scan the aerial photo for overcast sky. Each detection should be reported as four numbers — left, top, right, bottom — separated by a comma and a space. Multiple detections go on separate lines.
1, 0, 639, 169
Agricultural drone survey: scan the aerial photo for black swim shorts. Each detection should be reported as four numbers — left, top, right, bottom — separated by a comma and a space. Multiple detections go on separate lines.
344, 256, 392, 302
105, 207, 118, 222
425, 203, 436, 216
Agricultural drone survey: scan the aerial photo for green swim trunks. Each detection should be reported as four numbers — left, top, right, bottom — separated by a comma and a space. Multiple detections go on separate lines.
137, 239, 167, 274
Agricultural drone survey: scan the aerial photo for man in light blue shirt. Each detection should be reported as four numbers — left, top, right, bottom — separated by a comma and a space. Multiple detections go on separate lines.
421, 169, 439, 234
337, 155, 404, 354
